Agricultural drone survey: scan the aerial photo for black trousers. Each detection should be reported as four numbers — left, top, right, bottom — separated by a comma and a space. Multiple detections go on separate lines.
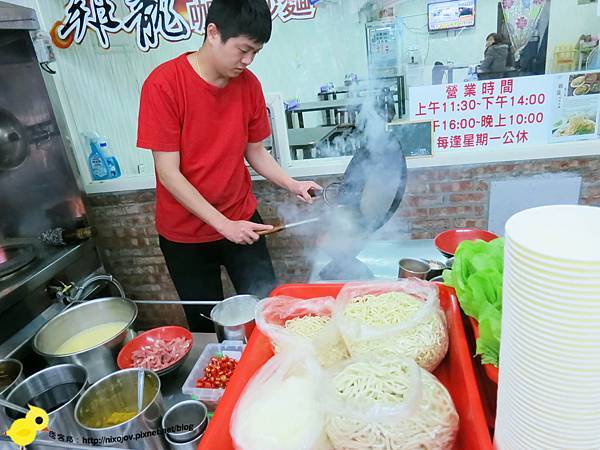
159, 211, 277, 332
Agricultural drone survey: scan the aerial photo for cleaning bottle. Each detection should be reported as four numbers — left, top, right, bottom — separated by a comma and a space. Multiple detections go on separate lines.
87, 137, 110, 181
99, 139, 121, 179
86, 134, 121, 180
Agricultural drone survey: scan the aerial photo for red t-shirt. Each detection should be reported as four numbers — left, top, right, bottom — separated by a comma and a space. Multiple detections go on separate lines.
137, 53, 271, 243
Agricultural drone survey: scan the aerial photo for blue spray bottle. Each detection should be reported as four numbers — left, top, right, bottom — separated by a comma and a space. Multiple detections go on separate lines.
86, 134, 121, 180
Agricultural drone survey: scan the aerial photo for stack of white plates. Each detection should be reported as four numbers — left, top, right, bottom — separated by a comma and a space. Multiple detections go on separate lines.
495, 205, 600, 450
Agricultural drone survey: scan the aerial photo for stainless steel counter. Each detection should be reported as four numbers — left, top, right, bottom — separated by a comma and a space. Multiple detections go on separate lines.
161, 333, 217, 411
309, 239, 443, 282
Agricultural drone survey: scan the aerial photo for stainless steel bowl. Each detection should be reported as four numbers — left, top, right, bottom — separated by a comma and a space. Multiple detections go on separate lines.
33, 297, 137, 383
0, 359, 23, 397
5, 364, 88, 450
162, 400, 208, 443
398, 258, 430, 280
211, 295, 258, 343
426, 260, 448, 280
75, 368, 165, 449
164, 431, 203, 450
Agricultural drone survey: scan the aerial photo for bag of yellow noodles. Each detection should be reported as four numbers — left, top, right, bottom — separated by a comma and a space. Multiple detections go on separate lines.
230, 351, 332, 450
322, 356, 459, 450
255, 296, 349, 367
334, 279, 448, 371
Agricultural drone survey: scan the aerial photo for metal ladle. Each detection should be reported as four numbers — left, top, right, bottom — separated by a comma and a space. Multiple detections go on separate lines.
136, 369, 144, 413
0, 397, 29, 415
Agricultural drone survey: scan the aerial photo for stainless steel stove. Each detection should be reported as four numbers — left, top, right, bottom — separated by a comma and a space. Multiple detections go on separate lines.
0, 3, 104, 366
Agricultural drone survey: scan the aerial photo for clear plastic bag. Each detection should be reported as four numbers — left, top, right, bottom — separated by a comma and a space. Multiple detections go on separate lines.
321, 356, 459, 450
334, 279, 449, 371
255, 296, 349, 367
230, 351, 332, 450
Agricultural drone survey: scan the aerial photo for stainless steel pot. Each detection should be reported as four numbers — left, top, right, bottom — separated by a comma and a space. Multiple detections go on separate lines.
0, 359, 23, 397
75, 369, 165, 449
0, 108, 29, 171
0, 359, 24, 433
210, 295, 258, 343
32, 297, 137, 383
5, 364, 88, 450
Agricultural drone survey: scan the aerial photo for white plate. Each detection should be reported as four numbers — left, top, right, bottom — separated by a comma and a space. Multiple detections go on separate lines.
505, 205, 600, 263
503, 282, 600, 315
506, 236, 600, 270
505, 252, 600, 283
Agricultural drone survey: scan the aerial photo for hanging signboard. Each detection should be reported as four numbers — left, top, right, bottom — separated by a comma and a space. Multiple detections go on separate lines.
50, 0, 318, 52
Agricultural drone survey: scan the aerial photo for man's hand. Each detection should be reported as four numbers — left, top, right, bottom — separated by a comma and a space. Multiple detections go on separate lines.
218, 220, 273, 245
288, 180, 323, 203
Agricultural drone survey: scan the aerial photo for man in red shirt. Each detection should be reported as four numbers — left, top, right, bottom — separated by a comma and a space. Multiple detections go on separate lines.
137, 0, 320, 331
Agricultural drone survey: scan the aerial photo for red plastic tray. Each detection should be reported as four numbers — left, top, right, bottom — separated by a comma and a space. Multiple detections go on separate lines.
468, 317, 499, 384
199, 284, 492, 450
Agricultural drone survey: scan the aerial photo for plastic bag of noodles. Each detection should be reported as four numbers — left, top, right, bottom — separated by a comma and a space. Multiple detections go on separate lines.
256, 296, 349, 367
334, 279, 448, 371
322, 356, 459, 450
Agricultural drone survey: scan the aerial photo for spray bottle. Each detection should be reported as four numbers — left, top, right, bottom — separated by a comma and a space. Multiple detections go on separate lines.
85, 133, 121, 180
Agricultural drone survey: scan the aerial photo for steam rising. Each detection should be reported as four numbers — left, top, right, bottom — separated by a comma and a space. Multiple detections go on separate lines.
275, 82, 408, 282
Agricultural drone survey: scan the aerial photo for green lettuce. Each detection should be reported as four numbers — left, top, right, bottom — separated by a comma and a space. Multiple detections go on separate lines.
443, 238, 503, 367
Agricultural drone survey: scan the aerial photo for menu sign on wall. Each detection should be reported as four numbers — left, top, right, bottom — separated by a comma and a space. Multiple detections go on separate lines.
549, 71, 600, 143
51, 0, 318, 52
409, 75, 553, 153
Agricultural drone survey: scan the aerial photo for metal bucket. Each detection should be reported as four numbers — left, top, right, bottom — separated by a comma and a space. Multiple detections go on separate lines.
32, 297, 137, 383
75, 368, 165, 449
5, 364, 88, 450
210, 295, 258, 343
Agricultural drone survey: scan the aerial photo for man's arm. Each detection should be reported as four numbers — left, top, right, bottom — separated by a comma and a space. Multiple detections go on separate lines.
245, 142, 321, 202
153, 151, 271, 244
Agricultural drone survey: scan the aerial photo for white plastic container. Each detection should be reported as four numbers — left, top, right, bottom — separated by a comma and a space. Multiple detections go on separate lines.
181, 340, 245, 410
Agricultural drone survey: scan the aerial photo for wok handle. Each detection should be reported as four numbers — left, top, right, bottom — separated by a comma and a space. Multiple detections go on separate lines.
257, 223, 285, 236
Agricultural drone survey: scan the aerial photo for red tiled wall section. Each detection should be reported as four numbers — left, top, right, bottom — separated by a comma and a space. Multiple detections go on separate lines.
87, 156, 600, 329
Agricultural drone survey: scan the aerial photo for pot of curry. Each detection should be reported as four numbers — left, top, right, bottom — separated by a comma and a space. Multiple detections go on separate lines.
32, 298, 137, 383
74, 369, 164, 449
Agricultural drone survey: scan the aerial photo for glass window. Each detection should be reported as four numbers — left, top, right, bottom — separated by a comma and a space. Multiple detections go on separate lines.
36, 0, 600, 188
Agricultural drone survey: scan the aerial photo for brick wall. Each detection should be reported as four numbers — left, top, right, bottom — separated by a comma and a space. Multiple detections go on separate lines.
87, 155, 600, 329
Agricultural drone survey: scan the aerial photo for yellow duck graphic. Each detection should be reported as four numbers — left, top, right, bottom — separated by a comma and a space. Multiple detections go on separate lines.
5, 404, 49, 449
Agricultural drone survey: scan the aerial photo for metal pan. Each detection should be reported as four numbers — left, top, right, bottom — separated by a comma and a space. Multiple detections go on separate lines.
260, 136, 407, 241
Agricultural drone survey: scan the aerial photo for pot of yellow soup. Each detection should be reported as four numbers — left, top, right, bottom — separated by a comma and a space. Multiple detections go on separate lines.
33, 297, 137, 383
75, 369, 165, 449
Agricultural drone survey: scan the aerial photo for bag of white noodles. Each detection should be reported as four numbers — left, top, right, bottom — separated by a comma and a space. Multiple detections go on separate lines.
255, 296, 349, 367
322, 356, 459, 450
334, 279, 448, 371
230, 351, 332, 450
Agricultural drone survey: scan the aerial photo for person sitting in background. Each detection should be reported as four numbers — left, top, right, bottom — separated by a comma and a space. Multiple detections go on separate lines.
432, 61, 446, 85
479, 33, 509, 80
